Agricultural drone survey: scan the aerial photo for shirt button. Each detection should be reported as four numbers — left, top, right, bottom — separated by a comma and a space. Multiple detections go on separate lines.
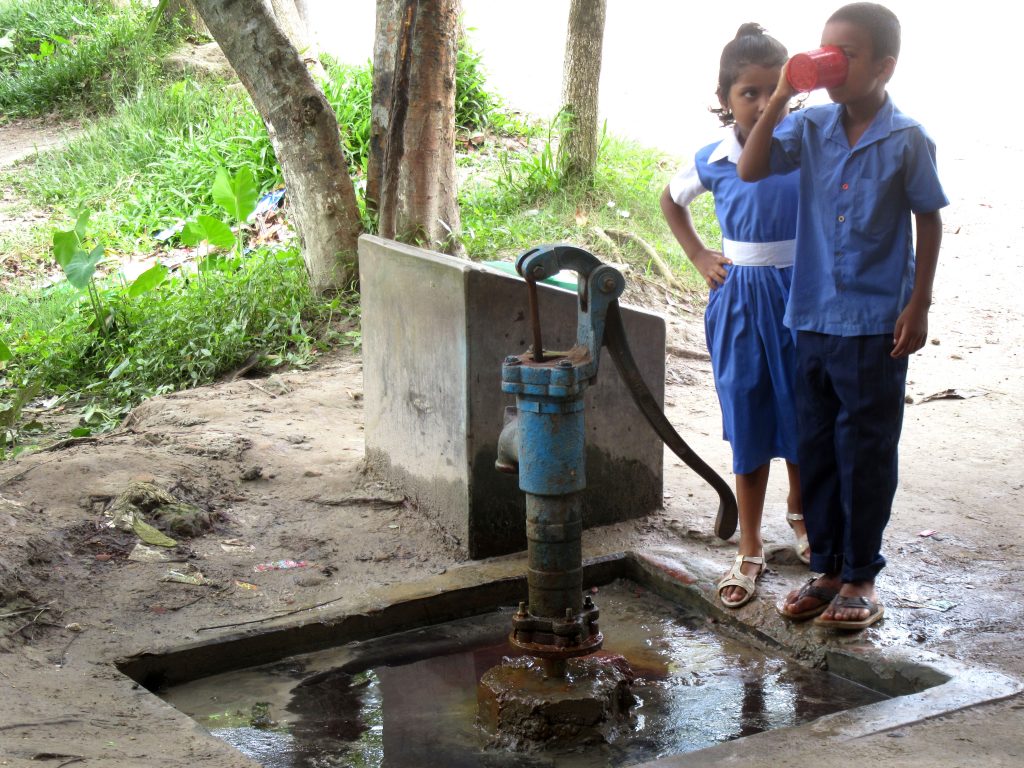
841, 183, 849, 190
838, 215, 846, 222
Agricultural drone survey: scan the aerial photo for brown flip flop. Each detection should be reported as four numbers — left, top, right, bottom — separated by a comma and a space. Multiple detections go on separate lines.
813, 594, 885, 630
777, 577, 839, 621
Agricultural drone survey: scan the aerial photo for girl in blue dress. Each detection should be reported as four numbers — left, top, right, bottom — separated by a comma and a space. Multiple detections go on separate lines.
660, 23, 807, 608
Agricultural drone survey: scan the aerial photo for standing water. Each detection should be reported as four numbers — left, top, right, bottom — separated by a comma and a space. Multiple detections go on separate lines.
161, 580, 886, 767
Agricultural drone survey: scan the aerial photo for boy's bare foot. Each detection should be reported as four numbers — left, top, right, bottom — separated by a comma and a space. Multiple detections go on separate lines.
818, 580, 879, 623
779, 573, 841, 620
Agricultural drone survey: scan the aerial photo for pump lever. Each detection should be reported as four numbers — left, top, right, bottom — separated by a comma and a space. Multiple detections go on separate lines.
512, 243, 738, 540
516, 244, 625, 379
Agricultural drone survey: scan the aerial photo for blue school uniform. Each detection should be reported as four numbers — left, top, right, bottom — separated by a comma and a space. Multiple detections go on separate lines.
767, 96, 949, 581
669, 126, 800, 474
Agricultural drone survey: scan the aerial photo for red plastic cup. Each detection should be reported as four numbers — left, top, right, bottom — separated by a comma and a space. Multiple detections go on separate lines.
786, 46, 848, 92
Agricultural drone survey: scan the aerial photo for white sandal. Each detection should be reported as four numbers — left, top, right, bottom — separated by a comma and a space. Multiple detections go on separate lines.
787, 511, 811, 565
717, 552, 765, 608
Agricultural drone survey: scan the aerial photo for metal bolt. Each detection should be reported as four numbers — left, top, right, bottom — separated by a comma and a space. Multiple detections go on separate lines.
601, 275, 618, 293
518, 601, 527, 616
504, 355, 520, 365
531, 265, 546, 279
565, 608, 574, 620
557, 359, 573, 369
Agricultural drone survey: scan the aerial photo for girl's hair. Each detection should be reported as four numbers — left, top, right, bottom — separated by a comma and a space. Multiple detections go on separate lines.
713, 23, 788, 126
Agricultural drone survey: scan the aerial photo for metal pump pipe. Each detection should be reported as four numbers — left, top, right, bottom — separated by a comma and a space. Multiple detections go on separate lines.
497, 244, 623, 677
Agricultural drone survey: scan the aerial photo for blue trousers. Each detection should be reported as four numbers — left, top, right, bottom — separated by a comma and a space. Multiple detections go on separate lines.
795, 332, 908, 582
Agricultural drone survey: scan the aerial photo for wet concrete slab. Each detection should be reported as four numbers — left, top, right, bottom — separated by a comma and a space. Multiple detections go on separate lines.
117, 549, 1023, 767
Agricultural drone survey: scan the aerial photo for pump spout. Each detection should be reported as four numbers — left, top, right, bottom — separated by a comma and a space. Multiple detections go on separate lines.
495, 406, 519, 474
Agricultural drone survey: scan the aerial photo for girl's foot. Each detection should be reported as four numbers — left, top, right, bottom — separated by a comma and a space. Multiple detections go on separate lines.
717, 552, 765, 608
786, 511, 811, 565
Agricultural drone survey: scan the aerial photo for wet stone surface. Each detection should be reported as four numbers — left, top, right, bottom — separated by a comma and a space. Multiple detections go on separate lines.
478, 654, 637, 749
161, 580, 888, 767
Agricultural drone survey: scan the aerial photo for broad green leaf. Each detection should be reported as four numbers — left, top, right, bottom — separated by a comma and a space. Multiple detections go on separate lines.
181, 216, 234, 249
128, 263, 168, 297
70, 427, 92, 437
198, 215, 235, 247
64, 244, 103, 289
73, 208, 92, 239
212, 167, 258, 223
51, 34, 71, 45
53, 229, 79, 268
0, 338, 11, 362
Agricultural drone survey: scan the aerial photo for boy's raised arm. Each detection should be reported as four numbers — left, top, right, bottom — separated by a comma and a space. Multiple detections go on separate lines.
737, 67, 795, 181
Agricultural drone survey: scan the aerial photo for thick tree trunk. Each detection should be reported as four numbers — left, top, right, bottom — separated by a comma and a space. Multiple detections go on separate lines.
367, 0, 402, 216
269, 0, 327, 80
193, 0, 362, 293
560, 0, 606, 182
373, 0, 462, 255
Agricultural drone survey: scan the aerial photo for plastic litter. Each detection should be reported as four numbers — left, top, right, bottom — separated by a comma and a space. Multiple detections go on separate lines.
254, 559, 310, 572
248, 187, 286, 222
161, 566, 212, 586
128, 543, 175, 562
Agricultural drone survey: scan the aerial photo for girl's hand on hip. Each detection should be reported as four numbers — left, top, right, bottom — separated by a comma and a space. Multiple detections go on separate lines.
690, 248, 731, 289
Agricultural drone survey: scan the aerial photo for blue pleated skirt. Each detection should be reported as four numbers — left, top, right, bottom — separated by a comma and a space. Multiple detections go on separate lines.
704, 264, 799, 474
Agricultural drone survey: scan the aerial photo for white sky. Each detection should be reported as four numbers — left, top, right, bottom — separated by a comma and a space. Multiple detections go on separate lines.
309, 1, 1009, 173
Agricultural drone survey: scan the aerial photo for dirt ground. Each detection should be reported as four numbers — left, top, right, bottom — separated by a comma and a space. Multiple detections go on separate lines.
1, 121, 1022, 767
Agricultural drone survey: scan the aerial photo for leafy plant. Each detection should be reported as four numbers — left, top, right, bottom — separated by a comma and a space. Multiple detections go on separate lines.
454, 28, 500, 132
180, 166, 259, 264
52, 208, 111, 335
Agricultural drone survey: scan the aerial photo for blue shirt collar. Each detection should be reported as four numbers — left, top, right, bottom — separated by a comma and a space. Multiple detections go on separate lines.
806, 94, 914, 151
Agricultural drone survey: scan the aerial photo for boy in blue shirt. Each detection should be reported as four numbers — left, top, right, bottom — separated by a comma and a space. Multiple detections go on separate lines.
738, 2, 948, 629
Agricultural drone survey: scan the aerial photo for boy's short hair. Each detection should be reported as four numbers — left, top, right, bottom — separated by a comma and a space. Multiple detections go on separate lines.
828, 2, 901, 60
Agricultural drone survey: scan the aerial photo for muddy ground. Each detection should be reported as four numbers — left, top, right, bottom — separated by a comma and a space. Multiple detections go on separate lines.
1, 120, 1023, 767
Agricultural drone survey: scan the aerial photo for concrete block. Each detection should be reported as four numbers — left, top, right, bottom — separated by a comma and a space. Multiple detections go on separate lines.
360, 235, 665, 558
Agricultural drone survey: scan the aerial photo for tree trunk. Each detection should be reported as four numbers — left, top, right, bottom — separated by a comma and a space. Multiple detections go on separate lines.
560, 0, 606, 182
163, 0, 210, 37
269, 0, 327, 80
193, 0, 362, 293
373, 0, 462, 255
367, 0, 402, 217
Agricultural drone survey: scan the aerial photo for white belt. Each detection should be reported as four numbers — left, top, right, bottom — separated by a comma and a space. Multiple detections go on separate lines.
722, 238, 796, 267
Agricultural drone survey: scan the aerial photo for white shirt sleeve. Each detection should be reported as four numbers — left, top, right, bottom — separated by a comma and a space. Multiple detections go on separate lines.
667, 158, 707, 208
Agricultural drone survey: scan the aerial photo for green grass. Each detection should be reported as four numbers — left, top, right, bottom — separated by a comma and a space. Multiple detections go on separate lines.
1, 246, 357, 445
458, 129, 710, 293
10, 79, 281, 253
0, 0, 179, 120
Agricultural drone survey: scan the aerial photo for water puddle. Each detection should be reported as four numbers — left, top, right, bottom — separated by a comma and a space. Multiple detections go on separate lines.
162, 580, 887, 767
